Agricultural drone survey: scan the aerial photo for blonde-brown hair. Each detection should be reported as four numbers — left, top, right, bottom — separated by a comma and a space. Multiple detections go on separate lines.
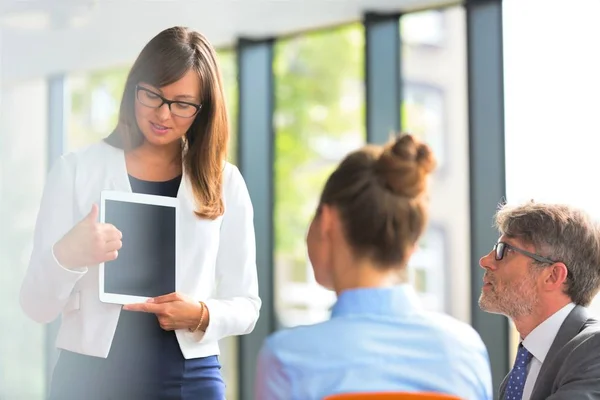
105, 26, 228, 219
318, 134, 436, 267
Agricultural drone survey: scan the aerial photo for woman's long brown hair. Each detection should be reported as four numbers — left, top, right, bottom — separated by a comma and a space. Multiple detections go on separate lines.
105, 26, 228, 219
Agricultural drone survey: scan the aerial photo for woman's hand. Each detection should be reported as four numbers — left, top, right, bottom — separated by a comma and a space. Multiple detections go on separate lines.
54, 204, 122, 269
123, 292, 209, 332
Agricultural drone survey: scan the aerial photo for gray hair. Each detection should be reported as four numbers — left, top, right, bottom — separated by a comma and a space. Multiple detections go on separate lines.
495, 201, 600, 306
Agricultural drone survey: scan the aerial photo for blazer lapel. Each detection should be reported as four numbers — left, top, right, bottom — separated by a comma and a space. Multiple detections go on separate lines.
529, 305, 590, 400
108, 145, 133, 193
176, 167, 192, 206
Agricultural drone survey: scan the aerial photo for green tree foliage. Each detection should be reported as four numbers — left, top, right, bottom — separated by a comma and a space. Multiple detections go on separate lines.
218, 51, 238, 163
69, 65, 129, 150
273, 24, 365, 275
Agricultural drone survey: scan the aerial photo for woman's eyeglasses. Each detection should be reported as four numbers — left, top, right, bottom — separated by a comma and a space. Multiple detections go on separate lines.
135, 85, 202, 118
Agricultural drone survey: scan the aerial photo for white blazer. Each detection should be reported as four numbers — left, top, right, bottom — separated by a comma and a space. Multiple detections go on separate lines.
19, 141, 261, 359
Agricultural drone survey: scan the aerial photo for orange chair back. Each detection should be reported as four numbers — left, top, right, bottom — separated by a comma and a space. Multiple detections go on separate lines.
323, 392, 463, 400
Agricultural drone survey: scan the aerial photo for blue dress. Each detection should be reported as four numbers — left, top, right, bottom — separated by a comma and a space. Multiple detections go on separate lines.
49, 175, 226, 400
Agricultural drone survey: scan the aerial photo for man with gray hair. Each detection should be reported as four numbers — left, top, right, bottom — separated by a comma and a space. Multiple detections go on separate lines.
479, 201, 600, 400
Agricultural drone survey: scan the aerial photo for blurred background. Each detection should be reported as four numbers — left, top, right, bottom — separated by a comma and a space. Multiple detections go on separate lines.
1, 0, 600, 398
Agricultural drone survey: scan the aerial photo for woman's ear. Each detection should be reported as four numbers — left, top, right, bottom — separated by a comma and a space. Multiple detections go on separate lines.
406, 243, 419, 259
318, 204, 334, 236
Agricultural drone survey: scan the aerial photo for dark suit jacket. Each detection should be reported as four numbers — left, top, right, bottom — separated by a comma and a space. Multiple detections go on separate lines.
499, 305, 600, 400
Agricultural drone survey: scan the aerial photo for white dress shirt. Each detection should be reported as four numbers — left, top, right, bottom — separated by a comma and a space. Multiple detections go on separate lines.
19, 141, 261, 359
521, 302, 576, 400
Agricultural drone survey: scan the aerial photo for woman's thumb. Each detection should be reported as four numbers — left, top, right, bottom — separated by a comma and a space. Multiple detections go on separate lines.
86, 203, 99, 223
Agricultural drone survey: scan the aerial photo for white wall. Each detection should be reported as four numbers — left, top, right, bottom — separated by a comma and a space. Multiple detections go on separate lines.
504, 0, 600, 312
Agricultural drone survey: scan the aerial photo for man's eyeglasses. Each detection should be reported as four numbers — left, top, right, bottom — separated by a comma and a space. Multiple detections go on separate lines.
493, 241, 557, 264
135, 85, 202, 118
493, 241, 573, 279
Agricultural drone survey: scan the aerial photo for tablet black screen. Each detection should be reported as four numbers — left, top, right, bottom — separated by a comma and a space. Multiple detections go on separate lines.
103, 199, 176, 298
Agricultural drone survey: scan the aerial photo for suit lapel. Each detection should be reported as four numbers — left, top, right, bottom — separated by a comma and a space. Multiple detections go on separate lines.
529, 305, 590, 400
498, 372, 510, 400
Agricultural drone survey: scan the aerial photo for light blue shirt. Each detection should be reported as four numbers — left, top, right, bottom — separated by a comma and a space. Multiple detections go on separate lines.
255, 285, 492, 400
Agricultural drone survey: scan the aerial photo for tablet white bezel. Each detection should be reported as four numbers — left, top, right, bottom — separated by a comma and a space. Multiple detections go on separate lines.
98, 190, 179, 305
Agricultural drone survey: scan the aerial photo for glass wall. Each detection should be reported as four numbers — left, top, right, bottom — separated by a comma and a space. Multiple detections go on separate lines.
215, 49, 239, 400
273, 25, 366, 328
0, 5, 497, 397
401, 6, 469, 320
219, 50, 239, 163
67, 65, 129, 151
0, 80, 48, 399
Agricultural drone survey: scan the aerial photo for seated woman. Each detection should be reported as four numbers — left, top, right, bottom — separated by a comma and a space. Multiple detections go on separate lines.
255, 134, 492, 400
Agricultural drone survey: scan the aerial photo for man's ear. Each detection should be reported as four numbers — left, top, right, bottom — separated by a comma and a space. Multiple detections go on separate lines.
543, 262, 569, 291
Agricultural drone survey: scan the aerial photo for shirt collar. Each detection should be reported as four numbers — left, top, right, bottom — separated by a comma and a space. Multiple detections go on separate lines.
331, 284, 422, 318
522, 302, 576, 364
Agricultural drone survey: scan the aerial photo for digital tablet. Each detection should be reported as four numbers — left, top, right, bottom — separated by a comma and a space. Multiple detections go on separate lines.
99, 190, 179, 305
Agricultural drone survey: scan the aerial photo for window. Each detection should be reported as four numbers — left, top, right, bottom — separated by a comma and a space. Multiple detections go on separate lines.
401, 7, 469, 319
274, 25, 365, 328
216, 49, 239, 400
219, 50, 239, 163
0, 80, 48, 399
68, 66, 129, 151
401, 10, 446, 47
403, 82, 447, 169
407, 225, 448, 312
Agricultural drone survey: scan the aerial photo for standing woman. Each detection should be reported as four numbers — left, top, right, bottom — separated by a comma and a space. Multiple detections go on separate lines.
20, 26, 260, 400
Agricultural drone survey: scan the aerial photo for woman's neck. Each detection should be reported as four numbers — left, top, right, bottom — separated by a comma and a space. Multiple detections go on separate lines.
126, 141, 182, 181
133, 140, 182, 165
332, 258, 404, 296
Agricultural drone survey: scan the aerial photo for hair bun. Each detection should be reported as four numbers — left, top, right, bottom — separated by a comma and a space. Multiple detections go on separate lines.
374, 134, 436, 198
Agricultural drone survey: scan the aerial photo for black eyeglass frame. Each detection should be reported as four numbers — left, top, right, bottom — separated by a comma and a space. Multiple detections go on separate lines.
493, 241, 573, 279
135, 85, 202, 118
